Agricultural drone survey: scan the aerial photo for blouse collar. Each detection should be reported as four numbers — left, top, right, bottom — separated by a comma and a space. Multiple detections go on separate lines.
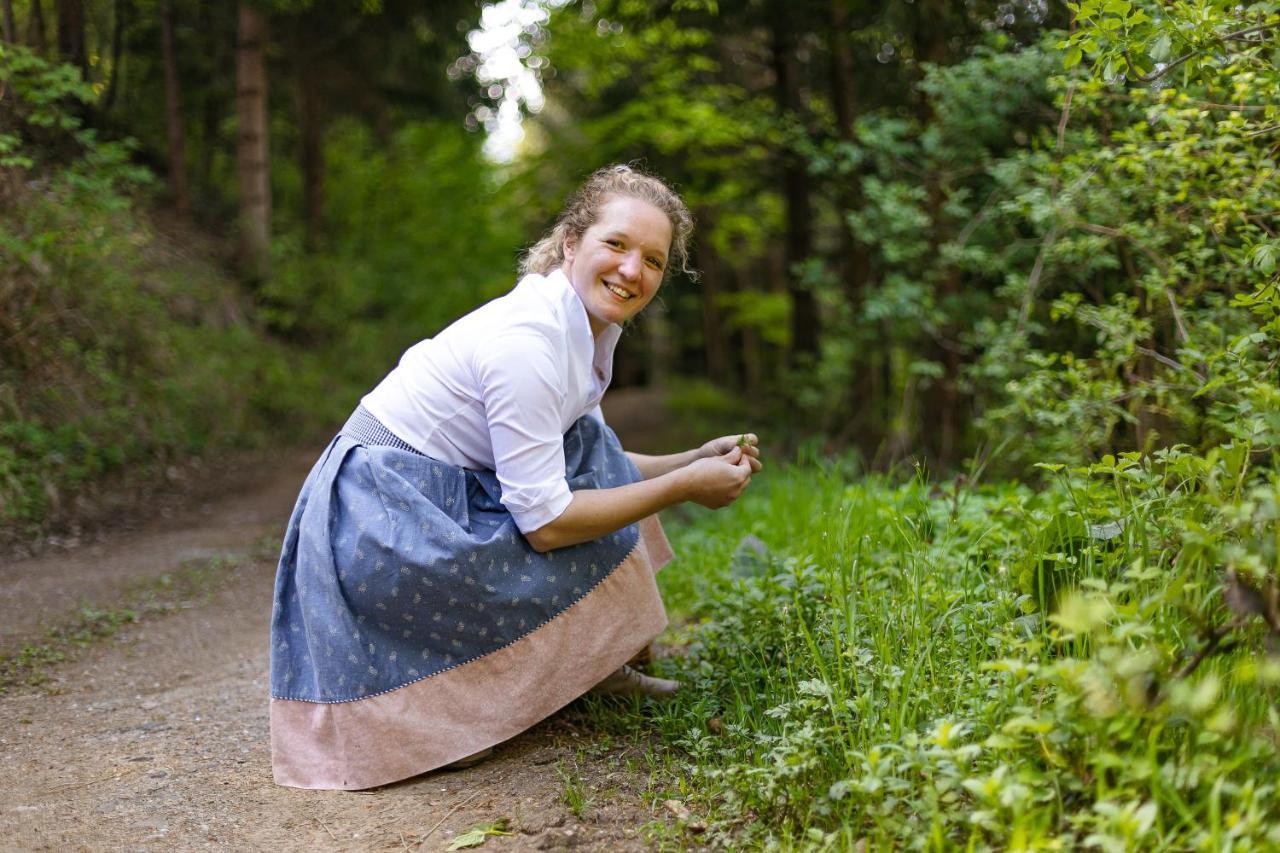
542, 268, 621, 397
544, 268, 622, 353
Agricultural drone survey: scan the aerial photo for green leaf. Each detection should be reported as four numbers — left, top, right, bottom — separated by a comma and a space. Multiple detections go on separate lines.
1249, 243, 1277, 275
446, 829, 488, 850
1065, 46, 1084, 69
1051, 592, 1112, 636
447, 818, 512, 850
1149, 34, 1172, 63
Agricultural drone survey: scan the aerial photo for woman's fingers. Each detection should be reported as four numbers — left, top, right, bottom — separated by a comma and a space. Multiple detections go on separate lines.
705, 433, 761, 459
685, 451, 756, 508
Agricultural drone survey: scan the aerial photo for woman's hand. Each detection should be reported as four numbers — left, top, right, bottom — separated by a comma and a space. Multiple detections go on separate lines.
530, 436, 764, 551
626, 433, 761, 480
700, 434, 763, 474
680, 446, 756, 509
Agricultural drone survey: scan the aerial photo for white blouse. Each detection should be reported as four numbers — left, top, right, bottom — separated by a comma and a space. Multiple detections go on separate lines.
360, 269, 622, 534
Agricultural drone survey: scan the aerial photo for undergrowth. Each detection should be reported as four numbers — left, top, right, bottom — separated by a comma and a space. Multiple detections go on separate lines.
616, 452, 1280, 850
0, 45, 350, 537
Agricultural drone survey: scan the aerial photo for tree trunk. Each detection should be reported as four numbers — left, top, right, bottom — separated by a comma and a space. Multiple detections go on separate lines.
828, 0, 877, 450
236, 2, 271, 280
293, 23, 325, 250
644, 297, 672, 389
102, 0, 129, 112
695, 226, 730, 386
161, 1, 189, 214
770, 8, 820, 366
54, 0, 87, 79
198, 1, 223, 193
920, 165, 963, 469
737, 268, 763, 401
916, 1, 963, 469
27, 0, 46, 54
829, 0, 856, 139
2, 0, 16, 44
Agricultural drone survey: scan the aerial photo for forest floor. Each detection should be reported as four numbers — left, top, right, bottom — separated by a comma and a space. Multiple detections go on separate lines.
0, 389, 691, 852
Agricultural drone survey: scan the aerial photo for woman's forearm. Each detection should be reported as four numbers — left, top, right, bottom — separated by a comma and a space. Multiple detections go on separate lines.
625, 448, 706, 479
525, 469, 691, 552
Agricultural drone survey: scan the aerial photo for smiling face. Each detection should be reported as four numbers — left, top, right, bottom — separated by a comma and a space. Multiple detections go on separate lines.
561, 195, 673, 338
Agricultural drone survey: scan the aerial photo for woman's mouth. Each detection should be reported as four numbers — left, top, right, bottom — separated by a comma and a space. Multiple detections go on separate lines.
603, 282, 634, 300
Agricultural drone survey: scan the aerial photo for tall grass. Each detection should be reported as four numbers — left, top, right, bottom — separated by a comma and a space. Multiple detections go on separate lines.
629, 456, 1280, 849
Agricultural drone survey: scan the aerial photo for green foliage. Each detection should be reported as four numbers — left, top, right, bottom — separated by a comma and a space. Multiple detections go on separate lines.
266, 119, 523, 385
1060, 0, 1279, 88
0, 42, 95, 132
518, 0, 787, 383
642, 457, 1280, 848
0, 48, 328, 533
973, 68, 1279, 464
791, 38, 1065, 445
769, 7, 1279, 466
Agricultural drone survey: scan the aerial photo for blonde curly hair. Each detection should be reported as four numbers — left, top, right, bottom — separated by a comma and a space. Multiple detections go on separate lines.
520, 164, 695, 280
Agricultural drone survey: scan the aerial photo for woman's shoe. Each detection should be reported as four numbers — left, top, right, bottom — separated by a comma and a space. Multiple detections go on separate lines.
442, 747, 493, 770
590, 664, 681, 698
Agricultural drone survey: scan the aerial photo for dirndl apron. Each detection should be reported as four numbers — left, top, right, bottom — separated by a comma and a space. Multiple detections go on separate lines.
268, 406, 673, 790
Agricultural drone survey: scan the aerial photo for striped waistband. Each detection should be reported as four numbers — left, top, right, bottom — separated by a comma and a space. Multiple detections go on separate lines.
340, 405, 424, 456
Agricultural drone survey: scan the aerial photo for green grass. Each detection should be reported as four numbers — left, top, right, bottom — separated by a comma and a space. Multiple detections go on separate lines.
592, 457, 1280, 849
556, 759, 596, 819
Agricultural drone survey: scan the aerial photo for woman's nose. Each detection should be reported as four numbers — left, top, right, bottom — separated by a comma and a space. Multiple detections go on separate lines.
618, 252, 642, 281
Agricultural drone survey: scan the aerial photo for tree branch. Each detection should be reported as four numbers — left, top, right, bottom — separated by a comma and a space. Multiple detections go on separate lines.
1057, 83, 1075, 151
1222, 22, 1280, 42
1122, 21, 1280, 85
1175, 616, 1244, 680
1123, 47, 1192, 84
1071, 221, 1192, 342
1072, 221, 1170, 273
1136, 345, 1205, 382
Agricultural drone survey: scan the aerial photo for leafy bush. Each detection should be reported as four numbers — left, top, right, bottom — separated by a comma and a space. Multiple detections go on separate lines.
0, 46, 330, 532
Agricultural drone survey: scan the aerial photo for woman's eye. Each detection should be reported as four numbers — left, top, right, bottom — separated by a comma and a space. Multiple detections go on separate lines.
646, 257, 664, 270
605, 239, 623, 249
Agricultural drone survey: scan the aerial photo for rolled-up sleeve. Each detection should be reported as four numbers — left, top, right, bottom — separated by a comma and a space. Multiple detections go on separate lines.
474, 332, 573, 533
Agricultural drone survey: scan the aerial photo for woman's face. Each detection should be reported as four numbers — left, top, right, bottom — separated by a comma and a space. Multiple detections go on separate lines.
562, 195, 672, 338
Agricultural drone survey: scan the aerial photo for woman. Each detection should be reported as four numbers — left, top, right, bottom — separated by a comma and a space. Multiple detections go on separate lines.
269, 165, 761, 790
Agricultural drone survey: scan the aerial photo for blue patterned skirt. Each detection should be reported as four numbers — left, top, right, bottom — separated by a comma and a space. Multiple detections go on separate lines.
268, 407, 672, 789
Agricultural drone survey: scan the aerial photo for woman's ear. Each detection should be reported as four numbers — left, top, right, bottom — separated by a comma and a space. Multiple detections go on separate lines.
562, 234, 578, 265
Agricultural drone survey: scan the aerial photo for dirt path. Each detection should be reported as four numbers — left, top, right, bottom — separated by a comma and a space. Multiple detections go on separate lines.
0, 390, 689, 852
0, 448, 318, 646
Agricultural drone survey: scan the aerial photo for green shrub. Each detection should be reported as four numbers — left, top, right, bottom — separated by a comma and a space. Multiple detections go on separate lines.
0, 46, 336, 532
